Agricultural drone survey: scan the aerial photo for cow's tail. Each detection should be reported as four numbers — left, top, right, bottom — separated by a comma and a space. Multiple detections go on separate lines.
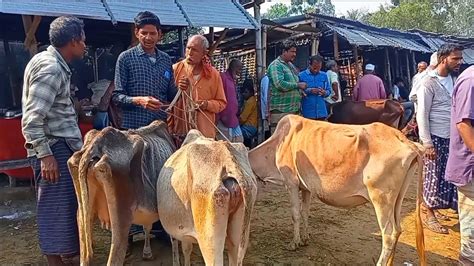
77, 147, 96, 265
413, 142, 426, 266
404, 140, 426, 265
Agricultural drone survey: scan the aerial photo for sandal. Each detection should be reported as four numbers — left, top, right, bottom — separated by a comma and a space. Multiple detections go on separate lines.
434, 210, 451, 221
423, 216, 449, 234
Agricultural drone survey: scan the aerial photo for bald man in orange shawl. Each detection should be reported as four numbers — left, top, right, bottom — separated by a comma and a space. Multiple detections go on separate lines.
168, 35, 226, 142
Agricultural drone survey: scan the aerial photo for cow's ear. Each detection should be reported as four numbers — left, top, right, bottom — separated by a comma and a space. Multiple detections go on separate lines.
83, 129, 100, 148
129, 135, 145, 180
182, 129, 203, 146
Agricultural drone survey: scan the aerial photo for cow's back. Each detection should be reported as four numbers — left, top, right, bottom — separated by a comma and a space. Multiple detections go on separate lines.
271, 116, 418, 207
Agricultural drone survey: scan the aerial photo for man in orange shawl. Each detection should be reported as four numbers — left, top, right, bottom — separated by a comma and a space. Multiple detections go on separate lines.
168, 35, 226, 142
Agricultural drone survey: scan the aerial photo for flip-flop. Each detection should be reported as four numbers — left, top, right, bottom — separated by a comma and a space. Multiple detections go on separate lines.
423, 216, 449, 234
434, 210, 451, 221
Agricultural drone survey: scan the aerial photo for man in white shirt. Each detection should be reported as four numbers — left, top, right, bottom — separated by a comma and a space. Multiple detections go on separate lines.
417, 43, 464, 234
410, 52, 438, 104
325, 60, 342, 105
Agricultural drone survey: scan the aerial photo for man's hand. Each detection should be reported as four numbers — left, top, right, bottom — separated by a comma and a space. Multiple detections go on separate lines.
425, 147, 437, 160
310, 88, 319, 95
331, 94, 339, 101
197, 100, 208, 110
40, 155, 59, 183
298, 82, 307, 90
133, 96, 162, 111
178, 77, 190, 91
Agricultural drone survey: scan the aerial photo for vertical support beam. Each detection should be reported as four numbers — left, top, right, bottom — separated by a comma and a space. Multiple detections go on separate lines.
405, 50, 411, 84
130, 24, 138, 48
353, 45, 360, 80
254, 4, 263, 81
22, 15, 41, 56
178, 27, 185, 58
333, 32, 339, 60
310, 20, 317, 55
411, 51, 417, 75
262, 26, 267, 71
385, 47, 392, 90
394, 49, 400, 78
254, 2, 264, 143
209, 27, 215, 44
3, 39, 19, 107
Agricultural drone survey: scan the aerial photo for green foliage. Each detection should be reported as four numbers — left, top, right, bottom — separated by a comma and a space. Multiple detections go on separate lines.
345, 8, 370, 22
262, 3, 290, 19
263, 0, 335, 19
162, 27, 204, 44
366, 0, 473, 37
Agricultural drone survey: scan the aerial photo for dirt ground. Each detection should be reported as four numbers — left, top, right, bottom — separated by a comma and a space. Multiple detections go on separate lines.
0, 177, 460, 265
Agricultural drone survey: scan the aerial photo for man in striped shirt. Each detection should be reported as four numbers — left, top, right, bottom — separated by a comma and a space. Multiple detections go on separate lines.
267, 40, 307, 133
22, 16, 86, 265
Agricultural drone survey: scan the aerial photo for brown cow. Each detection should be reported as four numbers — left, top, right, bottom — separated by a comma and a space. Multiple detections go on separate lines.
67, 121, 175, 265
249, 115, 425, 265
327, 99, 405, 129
157, 130, 257, 266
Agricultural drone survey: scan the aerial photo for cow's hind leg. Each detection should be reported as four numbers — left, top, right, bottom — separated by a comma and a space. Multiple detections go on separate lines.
369, 187, 401, 266
226, 204, 246, 266
281, 165, 303, 251
301, 189, 312, 246
142, 224, 153, 260
171, 236, 180, 266
181, 237, 193, 266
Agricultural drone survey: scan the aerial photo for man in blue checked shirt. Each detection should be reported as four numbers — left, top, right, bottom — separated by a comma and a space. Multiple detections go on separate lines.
112, 11, 177, 130
112, 10, 177, 254
299, 55, 332, 120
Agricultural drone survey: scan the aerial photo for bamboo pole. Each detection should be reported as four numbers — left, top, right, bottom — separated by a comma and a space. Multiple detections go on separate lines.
405, 50, 411, 84
385, 47, 392, 90
353, 45, 360, 80
333, 32, 339, 60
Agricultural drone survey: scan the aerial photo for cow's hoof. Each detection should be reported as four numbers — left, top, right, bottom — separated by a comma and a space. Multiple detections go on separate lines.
287, 240, 300, 251
301, 235, 309, 246
142, 252, 154, 261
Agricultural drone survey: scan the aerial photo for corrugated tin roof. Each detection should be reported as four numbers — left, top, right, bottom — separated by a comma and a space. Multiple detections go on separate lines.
176, 0, 256, 28
1, 0, 110, 21
105, 0, 188, 26
0, 0, 257, 29
320, 16, 431, 52
463, 49, 474, 65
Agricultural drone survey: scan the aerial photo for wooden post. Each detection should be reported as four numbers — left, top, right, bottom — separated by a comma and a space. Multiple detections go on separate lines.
254, 1, 264, 143
209, 27, 215, 44
262, 25, 267, 71
3, 39, 20, 107
353, 45, 360, 80
22, 15, 41, 56
394, 49, 400, 78
411, 51, 417, 75
130, 24, 138, 48
405, 50, 411, 84
310, 20, 317, 55
385, 47, 392, 91
178, 27, 185, 58
208, 28, 229, 56
333, 32, 339, 60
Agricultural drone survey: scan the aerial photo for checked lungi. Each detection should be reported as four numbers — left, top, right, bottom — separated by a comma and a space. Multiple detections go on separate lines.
423, 135, 458, 210
31, 140, 79, 256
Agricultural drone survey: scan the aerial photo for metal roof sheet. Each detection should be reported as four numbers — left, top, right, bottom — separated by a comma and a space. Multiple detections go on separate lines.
1, 0, 110, 20
325, 22, 431, 52
105, 0, 188, 26
176, 0, 256, 29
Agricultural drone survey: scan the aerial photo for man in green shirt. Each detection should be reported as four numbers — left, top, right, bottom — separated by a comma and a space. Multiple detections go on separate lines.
267, 40, 307, 133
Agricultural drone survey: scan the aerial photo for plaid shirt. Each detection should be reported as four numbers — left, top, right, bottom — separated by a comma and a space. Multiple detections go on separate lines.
267, 56, 301, 113
112, 44, 177, 129
21, 46, 82, 158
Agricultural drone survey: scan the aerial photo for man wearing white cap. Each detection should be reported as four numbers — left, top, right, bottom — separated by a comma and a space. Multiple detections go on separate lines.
352, 64, 387, 101
409, 52, 438, 105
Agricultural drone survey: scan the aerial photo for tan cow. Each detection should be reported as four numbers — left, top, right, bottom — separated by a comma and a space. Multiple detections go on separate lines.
157, 130, 258, 266
68, 121, 175, 265
248, 115, 426, 266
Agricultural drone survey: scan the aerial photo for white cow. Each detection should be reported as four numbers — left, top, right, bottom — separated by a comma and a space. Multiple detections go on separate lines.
157, 130, 258, 266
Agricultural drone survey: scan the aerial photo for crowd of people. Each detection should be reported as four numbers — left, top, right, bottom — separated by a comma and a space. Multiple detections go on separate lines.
19, 9, 473, 266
